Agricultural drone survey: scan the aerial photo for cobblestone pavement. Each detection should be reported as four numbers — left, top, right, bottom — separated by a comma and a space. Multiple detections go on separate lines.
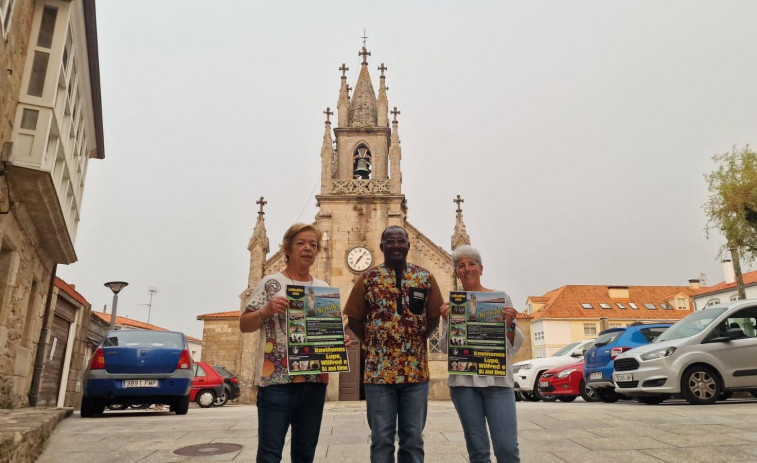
36, 398, 757, 462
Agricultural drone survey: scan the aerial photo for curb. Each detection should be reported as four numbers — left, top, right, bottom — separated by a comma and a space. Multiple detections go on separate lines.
0, 407, 73, 463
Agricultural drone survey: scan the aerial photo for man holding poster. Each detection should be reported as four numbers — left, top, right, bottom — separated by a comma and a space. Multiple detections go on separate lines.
440, 245, 524, 463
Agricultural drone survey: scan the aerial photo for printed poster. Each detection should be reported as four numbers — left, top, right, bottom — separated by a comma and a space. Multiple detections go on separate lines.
286, 285, 350, 375
447, 291, 507, 376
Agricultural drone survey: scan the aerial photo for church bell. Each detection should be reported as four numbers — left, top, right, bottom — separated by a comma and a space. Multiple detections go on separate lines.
353, 147, 371, 179
354, 158, 370, 177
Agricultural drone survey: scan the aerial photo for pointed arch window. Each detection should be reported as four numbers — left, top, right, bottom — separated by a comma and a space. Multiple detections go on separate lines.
353, 145, 372, 179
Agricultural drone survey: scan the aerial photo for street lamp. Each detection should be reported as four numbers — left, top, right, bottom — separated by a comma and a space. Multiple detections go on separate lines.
104, 281, 129, 331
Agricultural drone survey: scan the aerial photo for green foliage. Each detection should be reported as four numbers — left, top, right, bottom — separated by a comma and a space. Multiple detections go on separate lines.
704, 145, 757, 260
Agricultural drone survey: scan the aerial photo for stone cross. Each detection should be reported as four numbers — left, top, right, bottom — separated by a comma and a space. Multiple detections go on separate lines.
256, 196, 267, 215
362, 29, 369, 47
324, 107, 333, 123
339, 63, 349, 78
453, 195, 464, 213
391, 107, 401, 123
359, 46, 371, 64
378, 63, 388, 77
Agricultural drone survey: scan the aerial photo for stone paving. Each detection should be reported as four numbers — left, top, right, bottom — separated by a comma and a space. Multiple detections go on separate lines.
32, 398, 757, 462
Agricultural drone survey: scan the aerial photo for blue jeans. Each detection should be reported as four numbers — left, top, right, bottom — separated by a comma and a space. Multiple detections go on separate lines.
365, 382, 429, 463
256, 382, 327, 463
449, 386, 520, 463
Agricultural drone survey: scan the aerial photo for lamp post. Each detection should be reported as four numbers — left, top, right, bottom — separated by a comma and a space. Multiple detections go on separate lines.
104, 281, 129, 331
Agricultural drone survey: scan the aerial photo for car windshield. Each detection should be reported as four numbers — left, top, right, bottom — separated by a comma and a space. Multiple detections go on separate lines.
102, 331, 184, 348
552, 341, 581, 356
593, 330, 624, 348
656, 307, 728, 342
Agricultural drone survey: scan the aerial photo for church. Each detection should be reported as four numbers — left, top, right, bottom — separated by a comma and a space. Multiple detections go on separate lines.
198, 44, 486, 403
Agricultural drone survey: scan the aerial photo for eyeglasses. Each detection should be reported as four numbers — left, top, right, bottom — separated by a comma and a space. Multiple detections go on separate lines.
383, 239, 408, 246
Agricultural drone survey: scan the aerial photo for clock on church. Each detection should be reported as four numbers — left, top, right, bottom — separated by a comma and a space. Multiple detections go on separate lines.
346, 246, 373, 272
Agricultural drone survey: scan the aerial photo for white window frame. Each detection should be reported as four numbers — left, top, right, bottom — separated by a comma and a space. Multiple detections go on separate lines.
1, 0, 16, 40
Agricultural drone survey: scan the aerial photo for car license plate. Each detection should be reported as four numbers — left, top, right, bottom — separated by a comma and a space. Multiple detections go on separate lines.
539, 381, 550, 388
589, 372, 602, 380
616, 374, 633, 382
123, 380, 158, 388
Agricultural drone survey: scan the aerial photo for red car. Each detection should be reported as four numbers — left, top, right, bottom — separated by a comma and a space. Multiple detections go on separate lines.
537, 360, 598, 402
191, 362, 225, 408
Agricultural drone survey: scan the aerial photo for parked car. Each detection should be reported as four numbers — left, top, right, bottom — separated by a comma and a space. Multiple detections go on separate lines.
191, 361, 225, 408
614, 300, 757, 405
536, 359, 598, 402
81, 330, 194, 417
211, 365, 241, 406
583, 323, 671, 402
512, 339, 595, 401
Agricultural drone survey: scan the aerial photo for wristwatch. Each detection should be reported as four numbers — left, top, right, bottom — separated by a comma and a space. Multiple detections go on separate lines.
506, 321, 517, 333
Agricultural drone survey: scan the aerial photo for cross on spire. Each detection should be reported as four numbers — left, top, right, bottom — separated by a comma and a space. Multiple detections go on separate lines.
391, 106, 401, 123
362, 28, 369, 47
256, 196, 267, 216
359, 46, 371, 65
378, 63, 388, 77
339, 63, 349, 78
347, 85, 353, 93
323, 107, 333, 124
453, 195, 464, 213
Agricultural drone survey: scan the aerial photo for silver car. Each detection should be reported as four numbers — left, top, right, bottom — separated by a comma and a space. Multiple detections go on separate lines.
613, 300, 757, 405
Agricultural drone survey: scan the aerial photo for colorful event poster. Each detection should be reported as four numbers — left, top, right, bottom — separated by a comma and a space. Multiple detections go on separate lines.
286, 285, 350, 375
447, 291, 507, 376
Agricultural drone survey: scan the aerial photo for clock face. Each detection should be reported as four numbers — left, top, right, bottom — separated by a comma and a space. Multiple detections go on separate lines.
347, 246, 373, 272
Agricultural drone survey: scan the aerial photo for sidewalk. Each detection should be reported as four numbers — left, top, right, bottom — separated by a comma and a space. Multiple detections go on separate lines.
17, 398, 757, 462
0, 407, 72, 463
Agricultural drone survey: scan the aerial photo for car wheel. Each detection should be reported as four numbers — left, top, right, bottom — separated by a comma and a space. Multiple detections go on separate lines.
130, 404, 150, 409
520, 391, 540, 402
172, 395, 190, 415
80, 397, 102, 418
637, 395, 665, 405
596, 387, 620, 403
718, 391, 733, 401
196, 390, 216, 408
514, 391, 523, 402
214, 390, 228, 407
557, 395, 577, 403
579, 380, 599, 402
533, 373, 558, 402
681, 365, 721, 405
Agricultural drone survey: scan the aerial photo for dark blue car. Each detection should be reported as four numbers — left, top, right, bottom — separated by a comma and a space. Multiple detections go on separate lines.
81, 330, 195, 417
583, 323, 671, 402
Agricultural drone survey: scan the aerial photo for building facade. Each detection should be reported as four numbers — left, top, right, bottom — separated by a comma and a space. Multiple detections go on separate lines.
0, 0, 102, 407
525, 283, 700, 358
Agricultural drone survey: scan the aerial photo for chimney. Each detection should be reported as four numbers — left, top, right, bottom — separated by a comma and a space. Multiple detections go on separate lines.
599, 317, 609, 331
688, 279, 701, 290
722, 259, 736, 284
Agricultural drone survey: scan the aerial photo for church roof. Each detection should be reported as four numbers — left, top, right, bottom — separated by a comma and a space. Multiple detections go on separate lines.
528, 285, 697, 321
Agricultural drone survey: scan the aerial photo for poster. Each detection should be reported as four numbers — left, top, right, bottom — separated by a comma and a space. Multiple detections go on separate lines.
286, 285, 350, 375
447, 291, 507, 376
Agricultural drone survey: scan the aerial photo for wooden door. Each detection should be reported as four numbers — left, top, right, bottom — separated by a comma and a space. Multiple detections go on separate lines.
38, 315, 70, 406
338, 330, 363, 401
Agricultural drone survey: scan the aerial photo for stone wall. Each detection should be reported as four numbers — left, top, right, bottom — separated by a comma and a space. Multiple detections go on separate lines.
0, 0, 34, 149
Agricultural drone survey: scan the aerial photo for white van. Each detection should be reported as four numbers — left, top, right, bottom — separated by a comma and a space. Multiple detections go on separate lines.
613, 299, 757, 405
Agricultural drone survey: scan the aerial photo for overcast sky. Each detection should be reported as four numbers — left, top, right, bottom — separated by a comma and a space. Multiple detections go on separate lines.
58, 1, 757, 338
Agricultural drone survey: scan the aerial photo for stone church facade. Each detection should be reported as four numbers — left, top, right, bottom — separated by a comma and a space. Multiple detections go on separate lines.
199, 45, 486, 403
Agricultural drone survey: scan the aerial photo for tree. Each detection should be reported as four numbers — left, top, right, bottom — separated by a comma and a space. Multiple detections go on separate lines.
704, 145, 757, 299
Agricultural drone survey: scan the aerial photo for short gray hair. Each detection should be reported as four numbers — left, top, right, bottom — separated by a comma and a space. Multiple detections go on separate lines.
451, 245, 482, 267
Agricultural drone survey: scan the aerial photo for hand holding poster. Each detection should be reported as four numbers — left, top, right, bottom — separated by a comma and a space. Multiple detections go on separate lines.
448, 291, 507, 376
286, 285, 350, 375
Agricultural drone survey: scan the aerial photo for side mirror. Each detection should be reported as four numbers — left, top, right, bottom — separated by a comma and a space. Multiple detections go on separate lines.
707, 327, 747, 343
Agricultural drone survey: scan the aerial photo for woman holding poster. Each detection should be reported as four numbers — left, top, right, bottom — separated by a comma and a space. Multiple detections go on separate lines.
441, 245, 524, 463
240, 223, 350, 463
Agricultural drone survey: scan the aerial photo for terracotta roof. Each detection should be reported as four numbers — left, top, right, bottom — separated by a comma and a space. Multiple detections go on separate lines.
93, 312, 202, 343
529, 296, 550, 303
692, 269, 757, 296
54, 277, 90, 307
529, 285, 697, 321
196, 311, 241, 320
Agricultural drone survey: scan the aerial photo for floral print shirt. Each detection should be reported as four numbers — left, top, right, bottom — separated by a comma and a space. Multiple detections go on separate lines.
344, 263, 443, 384
244, 272, 328, 387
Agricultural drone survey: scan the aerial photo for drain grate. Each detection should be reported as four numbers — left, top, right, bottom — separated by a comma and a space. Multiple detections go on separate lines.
173, 443, 244, 456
